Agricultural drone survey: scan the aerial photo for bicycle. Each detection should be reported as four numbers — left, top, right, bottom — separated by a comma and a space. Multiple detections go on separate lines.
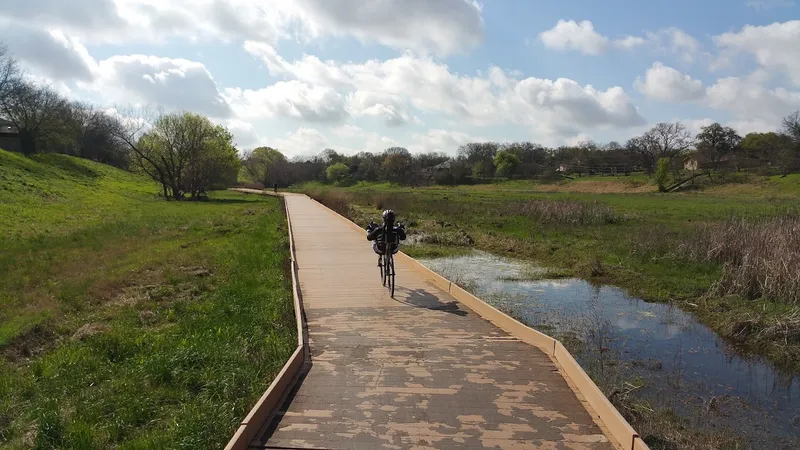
381, 231, 400, 298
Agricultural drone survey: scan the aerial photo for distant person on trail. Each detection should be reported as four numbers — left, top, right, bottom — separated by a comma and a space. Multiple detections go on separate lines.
366, 209, 406, 264
273, 183, 278, 194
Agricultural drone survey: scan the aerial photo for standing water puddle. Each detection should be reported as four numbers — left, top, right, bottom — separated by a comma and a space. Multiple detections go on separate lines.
418, 251, 800, 448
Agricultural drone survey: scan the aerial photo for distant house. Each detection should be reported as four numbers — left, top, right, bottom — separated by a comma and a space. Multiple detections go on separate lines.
556, 163, 569, 173
0, 118, 16, 134
430, 161, 451, 171
0, 118, 21, 152
683, 156, 698, 172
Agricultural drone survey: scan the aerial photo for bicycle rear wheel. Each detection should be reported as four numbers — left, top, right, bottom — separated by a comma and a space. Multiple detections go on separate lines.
383, 252, 390, 287
388, 253, 395, 298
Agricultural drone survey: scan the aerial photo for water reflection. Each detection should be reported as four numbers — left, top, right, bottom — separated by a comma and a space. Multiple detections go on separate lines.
419, 251, 800, 446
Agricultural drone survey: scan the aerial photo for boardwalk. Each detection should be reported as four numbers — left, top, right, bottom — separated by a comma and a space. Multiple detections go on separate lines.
252, 194, 617, 449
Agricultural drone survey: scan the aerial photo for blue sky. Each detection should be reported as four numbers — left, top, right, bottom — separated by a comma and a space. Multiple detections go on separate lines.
1, 0, 799, 156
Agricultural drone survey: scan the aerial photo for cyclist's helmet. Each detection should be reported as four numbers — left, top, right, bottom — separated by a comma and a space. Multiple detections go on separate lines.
382, 209, 395, 223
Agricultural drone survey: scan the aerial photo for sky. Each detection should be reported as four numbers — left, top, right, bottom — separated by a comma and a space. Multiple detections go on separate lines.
1, 0, 799, 158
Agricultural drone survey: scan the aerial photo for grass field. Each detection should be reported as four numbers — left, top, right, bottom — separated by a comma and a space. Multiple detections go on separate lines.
0, 149, 294, 449
300, 173, 800, 372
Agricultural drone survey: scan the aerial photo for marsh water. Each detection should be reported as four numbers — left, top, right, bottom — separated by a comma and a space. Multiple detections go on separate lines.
417, 251, 800, 448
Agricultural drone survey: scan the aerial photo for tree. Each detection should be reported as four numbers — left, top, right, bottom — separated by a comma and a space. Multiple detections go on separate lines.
321, 148, 344, 165
326, 162, 349, 183
458, 142, 498, 178
66, 102, 129, 168
381, 152, 413, 184
114, 110, 235, 200
740, 132, 787, 164
242, 146, 288, 187
625, 136, 655, 174
354, 152, 381, 181
778, 111, 800, 175
494, 150, 521, 178
655, 157, 671, 192
182, 124, 240, 198
0, 80, 71, 155
645, 122, 693, 159
783, 111, 800, 145
695, 122, 742, 172
0, 43, 20, 101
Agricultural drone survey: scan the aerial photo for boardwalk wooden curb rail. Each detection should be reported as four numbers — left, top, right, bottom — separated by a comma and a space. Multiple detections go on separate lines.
226, 188, 650, 450
224, 193, 308, 450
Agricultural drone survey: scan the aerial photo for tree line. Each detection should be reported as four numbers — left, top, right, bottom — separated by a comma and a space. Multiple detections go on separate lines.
243, 114, 800, 188
3, 41, 799, 196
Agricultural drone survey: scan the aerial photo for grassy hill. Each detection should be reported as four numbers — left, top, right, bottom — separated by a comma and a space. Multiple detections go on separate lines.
0, 149, 294, 449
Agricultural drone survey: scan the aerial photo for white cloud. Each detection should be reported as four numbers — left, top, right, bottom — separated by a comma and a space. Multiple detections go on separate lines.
224, 118, 263, 151
538, 20, 697, 59
646, 27, 702, 63
705, 76, 800, 123
408, 129, 488, 154
272, 127, 330, 157
223, 81, 348, 123
0, 25, 97, 82
288, 0, 484, 56
0, 0, 483, 56
245, 43, 645, 135
614, 36, 648, 50
345, 91, 416, 127
713, 20, 800, 85
634, 62, 706, 102
539, 20, 610, 55
683, 118, 716, 136
85, 55, 233, 118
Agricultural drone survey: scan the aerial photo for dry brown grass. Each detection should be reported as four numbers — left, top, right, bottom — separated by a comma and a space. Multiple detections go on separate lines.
499, 199, 622, 225
679, 215, 800, 304
535, 179, 656, 194
306, 189, 354, 219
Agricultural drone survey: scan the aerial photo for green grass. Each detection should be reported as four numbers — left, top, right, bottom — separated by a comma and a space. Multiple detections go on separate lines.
300, 175, 800, 371
0, 149, 295, 449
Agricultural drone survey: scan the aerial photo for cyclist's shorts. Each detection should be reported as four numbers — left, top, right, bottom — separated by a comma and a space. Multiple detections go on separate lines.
373, 242, 399, 255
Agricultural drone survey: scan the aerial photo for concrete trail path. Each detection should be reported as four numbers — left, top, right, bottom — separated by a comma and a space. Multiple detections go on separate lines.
252, 194, 617, 449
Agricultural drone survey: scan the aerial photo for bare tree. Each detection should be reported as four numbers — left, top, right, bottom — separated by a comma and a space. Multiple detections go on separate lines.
0, 43, 20, 101
0, 80, 70, 154
783, 110, 800, 145
644, 122, 693, 159
111, 107, 173, 198
65, 102, 129, 167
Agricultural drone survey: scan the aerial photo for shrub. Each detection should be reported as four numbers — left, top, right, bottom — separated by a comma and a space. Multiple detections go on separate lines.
655, 158, 671, 192
677, 215, 800, 303
499, 199, 620, 225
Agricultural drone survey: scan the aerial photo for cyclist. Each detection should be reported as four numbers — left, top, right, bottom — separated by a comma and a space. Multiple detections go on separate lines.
366, 209, 406, 264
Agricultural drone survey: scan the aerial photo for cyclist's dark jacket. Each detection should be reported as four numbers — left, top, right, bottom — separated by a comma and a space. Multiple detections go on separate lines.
367, 223, 406, 252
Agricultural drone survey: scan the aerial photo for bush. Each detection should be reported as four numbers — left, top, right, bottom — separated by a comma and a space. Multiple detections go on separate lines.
325, 163, 349, 183
677, 214, 800, 303
655, 158, 671, 192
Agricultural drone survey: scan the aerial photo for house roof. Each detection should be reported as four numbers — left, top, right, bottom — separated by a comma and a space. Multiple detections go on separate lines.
430, 161, 451, 170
